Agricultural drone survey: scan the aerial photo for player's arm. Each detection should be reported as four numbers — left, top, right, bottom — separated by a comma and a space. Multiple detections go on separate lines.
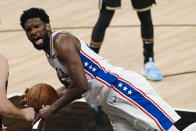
0, 55, 35, 121
50, 33, 88, 113
33, 34, 87, 124
56, 86, 67, 97
0, 55, 23, 118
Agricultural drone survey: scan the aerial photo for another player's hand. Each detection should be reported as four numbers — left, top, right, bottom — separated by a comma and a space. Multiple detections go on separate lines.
22, 107, 35, 122
33, 105, 52, 131
33, 105, 52, 125
19, 88, 29, 107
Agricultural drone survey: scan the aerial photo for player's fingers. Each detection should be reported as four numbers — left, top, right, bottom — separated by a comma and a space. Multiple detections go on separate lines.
19, 92, 28, 105
19, 95, 26, 102
19, 99, 28, 107
19, 99, 25, 105
19, 94, 24, 100
33, 112, 41, 125
25, 88, 30, 94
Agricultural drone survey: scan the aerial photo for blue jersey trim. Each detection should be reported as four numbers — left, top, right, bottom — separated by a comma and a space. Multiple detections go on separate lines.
79, 51, 174, 130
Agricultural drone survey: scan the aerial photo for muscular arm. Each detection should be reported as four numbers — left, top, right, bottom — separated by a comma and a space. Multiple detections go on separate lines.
49, 34, 88, 113
56, 86, 67, 97
0, 55, 27, 119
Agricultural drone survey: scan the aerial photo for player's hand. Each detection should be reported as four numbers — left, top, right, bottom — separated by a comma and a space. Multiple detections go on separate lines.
22, 107, 35, 122
37, 119, 46, 131
33, 105, 52, 125
19, 88, 29, 107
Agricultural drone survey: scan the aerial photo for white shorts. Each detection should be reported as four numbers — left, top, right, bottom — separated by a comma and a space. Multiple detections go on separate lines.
101, 71, 181, 131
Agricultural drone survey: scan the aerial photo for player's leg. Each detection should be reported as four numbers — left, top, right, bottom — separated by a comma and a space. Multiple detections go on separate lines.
102, 71, 180, 131
137, 10, 154, 64
102, 91, 156, 131
90, 0, 119, 53
108, 115, 136, 131
130, 0, 162, 81
137, 10, 163, 81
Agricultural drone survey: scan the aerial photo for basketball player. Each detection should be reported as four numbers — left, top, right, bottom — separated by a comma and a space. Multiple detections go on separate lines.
0, 55, 35, 130
90, 0, 163, 81
20, 8, 195, 131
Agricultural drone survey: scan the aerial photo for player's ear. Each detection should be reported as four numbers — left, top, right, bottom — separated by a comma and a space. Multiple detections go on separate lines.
46, 23, 51, 31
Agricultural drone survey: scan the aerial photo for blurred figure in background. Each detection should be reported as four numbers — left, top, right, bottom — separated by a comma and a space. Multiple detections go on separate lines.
90, 0, 163, 81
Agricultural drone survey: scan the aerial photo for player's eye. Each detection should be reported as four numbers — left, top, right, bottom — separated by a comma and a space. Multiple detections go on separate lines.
34, 24, 40, 28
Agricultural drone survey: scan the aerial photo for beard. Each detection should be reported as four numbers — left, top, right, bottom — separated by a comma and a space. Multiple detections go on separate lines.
33, 43, 45, 50
33, 33, 50, 50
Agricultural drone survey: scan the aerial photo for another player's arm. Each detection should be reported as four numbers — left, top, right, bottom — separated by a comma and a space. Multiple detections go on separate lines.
0, 55, 34, 121
50, 34, 88, 113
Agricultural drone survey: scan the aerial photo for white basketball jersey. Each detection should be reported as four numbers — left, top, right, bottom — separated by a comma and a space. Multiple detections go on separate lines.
46, 31, 124, 105
46, 31, 181, 131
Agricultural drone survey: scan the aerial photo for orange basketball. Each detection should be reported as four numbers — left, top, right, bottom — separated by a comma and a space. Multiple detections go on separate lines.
26, 83, 59, 112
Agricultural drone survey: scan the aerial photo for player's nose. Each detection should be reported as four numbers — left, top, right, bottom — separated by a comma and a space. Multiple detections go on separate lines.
30, 28, 38, 36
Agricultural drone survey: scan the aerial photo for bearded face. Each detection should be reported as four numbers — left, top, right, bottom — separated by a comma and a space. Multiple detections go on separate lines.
32, 33, 50, 50
24, 18, 50, 51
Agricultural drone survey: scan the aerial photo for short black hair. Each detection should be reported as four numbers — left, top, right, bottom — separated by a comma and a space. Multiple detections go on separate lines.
20, 7, 50, 29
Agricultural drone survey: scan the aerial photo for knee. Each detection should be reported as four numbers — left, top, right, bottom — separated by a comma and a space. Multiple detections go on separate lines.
137, 10, 153, 26
95, 9, 114, 30
137, 10, 153, 38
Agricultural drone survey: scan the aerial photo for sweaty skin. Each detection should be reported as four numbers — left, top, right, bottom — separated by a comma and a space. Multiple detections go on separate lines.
24, 18, 88, 124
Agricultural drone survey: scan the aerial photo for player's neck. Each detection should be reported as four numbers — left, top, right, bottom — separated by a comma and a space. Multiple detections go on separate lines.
44, 32, 52, 54
44, 42, 50, 55
42, 37, 50, 55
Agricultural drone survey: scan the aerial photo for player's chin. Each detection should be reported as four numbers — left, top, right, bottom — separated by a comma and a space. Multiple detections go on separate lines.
33, 43, 45, 50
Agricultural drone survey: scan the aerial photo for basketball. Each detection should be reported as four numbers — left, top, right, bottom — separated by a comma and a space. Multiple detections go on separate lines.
26, 83, 59, 112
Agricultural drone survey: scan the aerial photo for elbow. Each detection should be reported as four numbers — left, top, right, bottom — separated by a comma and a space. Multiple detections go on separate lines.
80, 86, 87, 96
75, 81, 88, 99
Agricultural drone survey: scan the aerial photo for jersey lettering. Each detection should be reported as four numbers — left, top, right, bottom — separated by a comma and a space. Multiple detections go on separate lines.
56, 68, 70, 87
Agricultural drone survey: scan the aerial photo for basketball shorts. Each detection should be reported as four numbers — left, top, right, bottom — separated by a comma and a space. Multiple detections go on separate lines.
99, 0, 156, 11
101, 71, 180, 131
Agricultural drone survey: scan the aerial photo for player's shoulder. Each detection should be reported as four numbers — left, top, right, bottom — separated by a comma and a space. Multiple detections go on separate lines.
54, 32, 78, 44
53, 31, 74, 39
53, 33, 81, 55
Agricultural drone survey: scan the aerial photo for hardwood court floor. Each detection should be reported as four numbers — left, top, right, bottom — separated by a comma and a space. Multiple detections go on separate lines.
0, 0, 196, 111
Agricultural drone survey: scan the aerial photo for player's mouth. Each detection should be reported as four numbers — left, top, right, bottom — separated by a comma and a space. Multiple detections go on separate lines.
33, 37, 43, 45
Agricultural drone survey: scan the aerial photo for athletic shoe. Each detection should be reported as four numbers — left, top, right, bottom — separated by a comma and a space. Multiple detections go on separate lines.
142, 57, 163, 81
